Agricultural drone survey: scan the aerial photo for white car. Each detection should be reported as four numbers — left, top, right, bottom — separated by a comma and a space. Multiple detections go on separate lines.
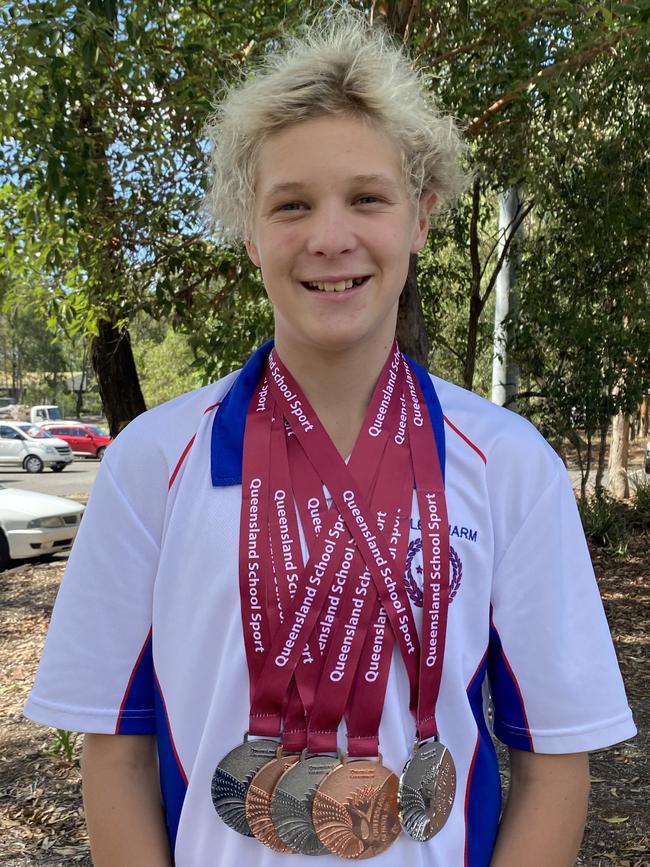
0, 486, 84, 570
0, 421, 73, 473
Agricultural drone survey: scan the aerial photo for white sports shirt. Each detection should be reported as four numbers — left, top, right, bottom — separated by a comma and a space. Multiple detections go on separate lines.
25, 343, 636, 867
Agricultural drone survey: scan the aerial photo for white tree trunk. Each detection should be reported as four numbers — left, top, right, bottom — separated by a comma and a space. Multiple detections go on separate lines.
491, 188, 520, 409
607, 409, 630, 499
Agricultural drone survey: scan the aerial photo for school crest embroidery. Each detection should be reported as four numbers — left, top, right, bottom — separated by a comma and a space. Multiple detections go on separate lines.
404, 539, 462, 607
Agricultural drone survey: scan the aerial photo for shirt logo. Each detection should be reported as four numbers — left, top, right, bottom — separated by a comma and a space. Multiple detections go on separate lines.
404, 538, 463, 608
410, 518, 478, 543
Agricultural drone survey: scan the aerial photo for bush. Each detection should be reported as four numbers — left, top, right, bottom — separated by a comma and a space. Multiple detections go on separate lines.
577, 487, 631, 556
630, 477, 650, 530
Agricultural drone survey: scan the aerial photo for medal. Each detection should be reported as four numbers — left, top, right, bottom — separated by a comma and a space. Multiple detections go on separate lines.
271, 754, 340, 856
398, 740, 456, 841
245, 749, 300, 852
211, 737, 279, 836
312, 757, 401, 860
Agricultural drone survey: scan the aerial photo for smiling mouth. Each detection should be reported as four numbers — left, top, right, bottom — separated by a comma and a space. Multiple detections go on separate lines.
301, 276, 370, 293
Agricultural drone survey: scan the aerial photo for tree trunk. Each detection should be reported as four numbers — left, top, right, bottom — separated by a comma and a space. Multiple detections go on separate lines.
595, 419, 608, 490
640, 393, 648, 437
91, 320, 146, 437
607, 409, 630, 499
381, 1, 430, 365
491, 188, 521, 409
462, 294, 482, 390
463, 177, 483, 391
397, 254, 430, 364
75, 345, 87, 418
567, 429, 587, 503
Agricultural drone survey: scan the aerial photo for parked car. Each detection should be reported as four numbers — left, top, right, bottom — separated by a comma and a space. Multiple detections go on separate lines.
30, 404, 64, 424
39, 421, 112, 460
0, 485, 84, 570
0, 397, 18, 418
0, 422, 73, 473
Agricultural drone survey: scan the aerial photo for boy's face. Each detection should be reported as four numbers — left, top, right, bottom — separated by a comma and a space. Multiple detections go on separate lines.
246, 114, 435, 359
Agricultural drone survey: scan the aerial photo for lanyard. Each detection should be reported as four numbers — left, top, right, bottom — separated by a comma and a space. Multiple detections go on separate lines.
238, 345, 450, 748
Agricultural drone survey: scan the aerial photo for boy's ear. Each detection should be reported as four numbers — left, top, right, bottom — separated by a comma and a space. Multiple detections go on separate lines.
245, 239, 261, 268
410, 190, 438, 253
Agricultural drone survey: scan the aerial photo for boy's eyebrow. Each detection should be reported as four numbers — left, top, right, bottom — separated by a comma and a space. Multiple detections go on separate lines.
263, 174, 400, 198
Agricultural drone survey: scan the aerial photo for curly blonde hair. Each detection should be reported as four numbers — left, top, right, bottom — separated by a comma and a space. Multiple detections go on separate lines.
203, 8, 467, 241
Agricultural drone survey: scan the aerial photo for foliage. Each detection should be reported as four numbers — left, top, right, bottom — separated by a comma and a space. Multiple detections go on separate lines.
578, 476, 650, 556
0, 0, 308, 364
131, 319, 202, 407
577, 487, 631, 556
0, 0, 648, 433
629, 477, 650, 531
49, 728, 80, 763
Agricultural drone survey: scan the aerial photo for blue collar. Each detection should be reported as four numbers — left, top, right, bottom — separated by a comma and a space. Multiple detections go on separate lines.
211, 341, 445, 485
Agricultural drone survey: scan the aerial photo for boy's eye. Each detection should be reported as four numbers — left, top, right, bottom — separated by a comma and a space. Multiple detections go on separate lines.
277, 201, 305, 211
356, 195, 386, 205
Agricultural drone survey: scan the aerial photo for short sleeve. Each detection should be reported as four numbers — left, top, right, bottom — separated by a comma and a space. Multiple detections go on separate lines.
23, 423, 168, 735
487, 461, 636, 754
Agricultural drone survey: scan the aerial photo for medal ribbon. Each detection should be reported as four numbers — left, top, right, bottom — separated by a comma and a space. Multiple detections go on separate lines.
244, 345, 403, 738
306, 376, 415, 754
238, 344, 450, 748
403, 357, 450, 741
263, 348, 421, 716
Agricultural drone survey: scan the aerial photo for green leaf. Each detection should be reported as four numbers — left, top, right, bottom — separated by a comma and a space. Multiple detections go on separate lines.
82, 37, 99, 68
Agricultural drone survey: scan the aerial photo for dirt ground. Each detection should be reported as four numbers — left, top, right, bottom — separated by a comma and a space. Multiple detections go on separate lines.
0, 534, 648, 866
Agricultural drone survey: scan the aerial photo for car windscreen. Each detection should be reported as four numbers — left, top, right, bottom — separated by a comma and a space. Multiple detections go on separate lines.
88, 426, 109, 438
17, 424, 52, 438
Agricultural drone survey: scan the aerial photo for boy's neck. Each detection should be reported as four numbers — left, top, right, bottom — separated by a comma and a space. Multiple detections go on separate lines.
273, 336, 396, 459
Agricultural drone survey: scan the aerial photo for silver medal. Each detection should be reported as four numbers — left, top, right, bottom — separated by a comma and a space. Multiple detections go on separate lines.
398, 740, 456, 841
271, 754, 340, 855
211, 737, 279, 836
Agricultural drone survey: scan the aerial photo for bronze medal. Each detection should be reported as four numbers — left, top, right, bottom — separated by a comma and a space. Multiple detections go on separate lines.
211, 738, 279, 836
398, 740, 456, 841
312, 758, 401, 859
271, 754, 340, 856
245, 751, 300, 852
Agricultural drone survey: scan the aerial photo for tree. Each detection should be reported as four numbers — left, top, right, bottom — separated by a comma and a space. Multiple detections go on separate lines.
0, 0, 305, 432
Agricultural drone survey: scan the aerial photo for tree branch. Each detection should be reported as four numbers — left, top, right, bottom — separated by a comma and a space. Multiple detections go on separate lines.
469, 176, 482, 302
466, 30, 627, 137
479, 198, 535, 308
433, 333, 466, 364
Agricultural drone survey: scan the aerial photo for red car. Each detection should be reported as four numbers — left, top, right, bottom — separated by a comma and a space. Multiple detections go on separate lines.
39, 422, 112, 460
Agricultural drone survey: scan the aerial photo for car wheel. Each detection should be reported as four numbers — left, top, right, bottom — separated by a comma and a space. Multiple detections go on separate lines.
96, 447, 106, 461
51, 464, 66, 473
0, 532, 9, 572
24, 455, 44, 474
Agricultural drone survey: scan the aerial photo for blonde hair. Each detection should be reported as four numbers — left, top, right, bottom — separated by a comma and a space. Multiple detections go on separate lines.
203, 7, 467, 241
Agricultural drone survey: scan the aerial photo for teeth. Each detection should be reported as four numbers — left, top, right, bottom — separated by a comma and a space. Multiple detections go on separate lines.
305, 277, 365, 292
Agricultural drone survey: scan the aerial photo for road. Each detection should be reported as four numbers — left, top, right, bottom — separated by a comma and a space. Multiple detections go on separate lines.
0, 459, 100, 503
2, 459, 645, 504
567, 463, 646, 494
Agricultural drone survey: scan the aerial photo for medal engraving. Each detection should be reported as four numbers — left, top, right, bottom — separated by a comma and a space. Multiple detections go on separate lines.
245, 753, 300, 852
312, 759, 401, 859
211, 739, 279, 836
398, 741, 456, 841
271, 755, 340, 856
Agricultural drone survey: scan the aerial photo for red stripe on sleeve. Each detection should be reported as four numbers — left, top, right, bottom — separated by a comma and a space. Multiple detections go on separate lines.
154, 668, 189, 786
168, 435, 195, 491
444, 416, 487, 464
115, 627, 153, 734
464, 732, 481, 867
168, 401, 222, 491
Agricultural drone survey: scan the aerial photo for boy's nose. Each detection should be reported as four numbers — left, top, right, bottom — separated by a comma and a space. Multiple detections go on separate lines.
305, 205, 357, 258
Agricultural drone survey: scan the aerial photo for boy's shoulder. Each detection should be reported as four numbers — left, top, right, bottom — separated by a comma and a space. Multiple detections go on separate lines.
430, 373, 565, 494
103, 369, 241, 481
